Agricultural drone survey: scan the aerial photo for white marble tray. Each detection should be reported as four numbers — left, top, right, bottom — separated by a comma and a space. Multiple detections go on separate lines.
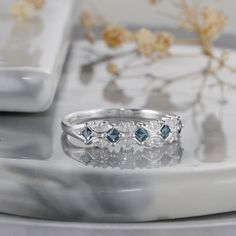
0, 0, 76, 112
0, 31, 236, 225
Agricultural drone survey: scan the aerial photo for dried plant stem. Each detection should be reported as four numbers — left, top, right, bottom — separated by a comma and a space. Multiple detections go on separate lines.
79, 0, 236, 81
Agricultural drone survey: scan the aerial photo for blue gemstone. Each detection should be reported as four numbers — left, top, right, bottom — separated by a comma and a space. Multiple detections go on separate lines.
82, 127, 93, 141
160, 125, 171, 139
107, 128, 120, 143
135, 127, 149, 142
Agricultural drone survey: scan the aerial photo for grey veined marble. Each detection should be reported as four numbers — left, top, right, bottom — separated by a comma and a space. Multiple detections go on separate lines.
0, 31, 236, 222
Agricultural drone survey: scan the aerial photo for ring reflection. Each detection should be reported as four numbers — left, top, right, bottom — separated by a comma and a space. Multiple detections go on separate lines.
61, 133, 183, 169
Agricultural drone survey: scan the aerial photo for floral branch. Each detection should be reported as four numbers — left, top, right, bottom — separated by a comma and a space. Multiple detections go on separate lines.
10, 0, 45, 20
79, 0, 236, 80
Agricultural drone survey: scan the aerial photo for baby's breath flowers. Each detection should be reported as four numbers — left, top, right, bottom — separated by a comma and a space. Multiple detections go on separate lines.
79, 0, 235, 77
80, 10, 97, 30
10, 0, 45, 20
106, 63, 120, 76
102, 26, 174, 58
134, 28, 156, 56
103, 29, 174, 75
103, 24, 130, 48
200, 7, 227, 55
80, 9, 100, 43
155, 32, 174, 54
134, 29, 174, 57
177, 1, 227, 56
10, 0, 32, 20
26, 0, 44, 9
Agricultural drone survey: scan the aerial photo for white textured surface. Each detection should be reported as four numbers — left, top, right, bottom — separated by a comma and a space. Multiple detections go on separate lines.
0, 36, 236, 233
1, 39, 236, 221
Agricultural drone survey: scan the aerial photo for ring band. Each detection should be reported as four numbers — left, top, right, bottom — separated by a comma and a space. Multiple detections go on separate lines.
61, 108, 183, 149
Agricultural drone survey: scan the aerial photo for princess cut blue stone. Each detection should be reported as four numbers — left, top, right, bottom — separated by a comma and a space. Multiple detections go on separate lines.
135, 127, 149, 142
107, 128, 120, 143
82, 127, 93, 141
160, 125, 171, 139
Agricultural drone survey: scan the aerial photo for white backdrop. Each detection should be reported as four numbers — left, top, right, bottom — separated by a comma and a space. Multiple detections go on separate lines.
80, 0, 236, 30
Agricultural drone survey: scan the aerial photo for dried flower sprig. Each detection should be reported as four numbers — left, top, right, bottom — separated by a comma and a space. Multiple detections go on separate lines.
10, 0, 45, 20
80, 9, 97, 29
102, 25, 174, 58
79, 0, 235, 77
103, 24, 131, 48
79, 8, 105, 43
134, 29, 174, 57
26, 0, 45, 9
106, 63, 120, 76
176, 1, 227, 56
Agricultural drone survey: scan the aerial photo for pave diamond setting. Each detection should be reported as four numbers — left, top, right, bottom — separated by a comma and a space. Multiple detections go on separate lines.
88, 120, 111, 132
75, 117, 182, 148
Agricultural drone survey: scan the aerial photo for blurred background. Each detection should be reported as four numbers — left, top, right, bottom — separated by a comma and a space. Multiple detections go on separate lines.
80, 0, 236, 30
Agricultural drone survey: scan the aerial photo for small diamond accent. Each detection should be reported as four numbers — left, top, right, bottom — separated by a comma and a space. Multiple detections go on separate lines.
118, 139, 136, 150
160, 125, 171, 140
92, 138, 109, 148
106, 128, 120, 143
82, 127, 93, 142
143, 120, 162, 131
135, 127, 149, 143
145, 136, 163, 147
117, 121, 136, 133
88, 120, 112, 132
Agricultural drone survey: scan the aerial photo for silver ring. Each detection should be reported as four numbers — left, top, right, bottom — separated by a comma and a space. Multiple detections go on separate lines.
61, 108, 183, 149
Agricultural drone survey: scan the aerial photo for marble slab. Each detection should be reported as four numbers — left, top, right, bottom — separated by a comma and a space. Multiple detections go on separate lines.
0, 0, 76, 112
0, 31, 236, 224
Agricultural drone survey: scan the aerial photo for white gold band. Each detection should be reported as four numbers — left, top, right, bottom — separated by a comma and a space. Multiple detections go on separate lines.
61, 109, 183, 148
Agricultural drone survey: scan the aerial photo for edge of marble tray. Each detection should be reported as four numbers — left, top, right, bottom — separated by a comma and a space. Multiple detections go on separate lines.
1, 213, 236, 235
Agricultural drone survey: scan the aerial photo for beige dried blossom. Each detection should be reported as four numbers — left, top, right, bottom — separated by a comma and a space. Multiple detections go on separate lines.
103, 24, 130, 48
80, 10, 97, 29
10, 0, 33, 20
106, 63, 120, 76
178, 1, 227, 55
26, 0, 45, 9
10, 0, 45, 20
155, 32, 174, 53
201, 7, 227, 43
134, 28, 156, 56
